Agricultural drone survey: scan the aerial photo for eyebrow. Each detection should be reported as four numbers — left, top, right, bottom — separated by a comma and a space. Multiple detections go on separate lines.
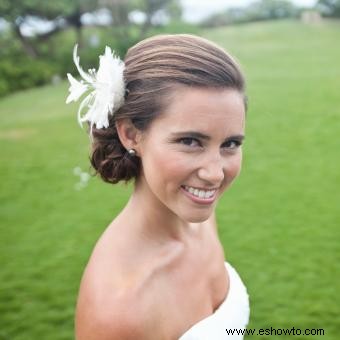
170, 131, 245, 141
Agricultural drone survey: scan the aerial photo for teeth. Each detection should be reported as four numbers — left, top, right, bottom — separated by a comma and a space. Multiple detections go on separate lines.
183, 186, 216, 199
204, 191, 212, 199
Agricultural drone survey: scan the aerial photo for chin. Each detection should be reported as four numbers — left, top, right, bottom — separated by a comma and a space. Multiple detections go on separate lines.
181, 211, 212, 224
187, 216, 210, 223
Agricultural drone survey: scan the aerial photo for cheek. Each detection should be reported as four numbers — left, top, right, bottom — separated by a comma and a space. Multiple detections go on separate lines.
226, 152, 243, 181
143, 147, 191, 185
160, 154, 193, 182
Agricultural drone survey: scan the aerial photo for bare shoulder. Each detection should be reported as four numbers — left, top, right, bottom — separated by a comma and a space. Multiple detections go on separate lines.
75, 225, 164, 340
75, 258, 160, 339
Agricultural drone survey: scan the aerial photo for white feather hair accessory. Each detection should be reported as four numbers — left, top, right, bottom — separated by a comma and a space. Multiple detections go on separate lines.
66, 44, 125, 131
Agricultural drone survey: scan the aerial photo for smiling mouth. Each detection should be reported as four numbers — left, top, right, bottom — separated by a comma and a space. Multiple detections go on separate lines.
181, 185, 218, 202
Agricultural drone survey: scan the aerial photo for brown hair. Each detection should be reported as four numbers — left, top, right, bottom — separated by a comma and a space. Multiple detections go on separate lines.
90, 34, 246, 184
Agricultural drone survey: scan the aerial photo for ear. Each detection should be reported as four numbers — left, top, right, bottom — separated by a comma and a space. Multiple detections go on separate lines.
115, 118, 143, 154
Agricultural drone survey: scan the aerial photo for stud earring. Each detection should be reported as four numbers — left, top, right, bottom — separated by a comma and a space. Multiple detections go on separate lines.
128, 148, 136, 156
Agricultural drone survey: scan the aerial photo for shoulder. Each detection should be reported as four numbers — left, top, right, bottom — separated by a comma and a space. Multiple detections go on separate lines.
75, 239, 162, 339
75, 274, 165, 340
75, 256, 160, 340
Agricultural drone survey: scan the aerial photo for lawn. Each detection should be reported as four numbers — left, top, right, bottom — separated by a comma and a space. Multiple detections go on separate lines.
1, 19, 339, 339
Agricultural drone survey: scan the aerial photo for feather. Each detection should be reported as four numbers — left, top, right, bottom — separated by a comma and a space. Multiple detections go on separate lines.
66, 44, 125, 131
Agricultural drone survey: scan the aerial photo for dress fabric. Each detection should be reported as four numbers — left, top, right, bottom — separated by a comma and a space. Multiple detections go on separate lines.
178, 262, 250, 340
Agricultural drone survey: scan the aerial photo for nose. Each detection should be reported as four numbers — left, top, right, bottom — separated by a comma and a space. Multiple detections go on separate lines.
197, 154, 225, 186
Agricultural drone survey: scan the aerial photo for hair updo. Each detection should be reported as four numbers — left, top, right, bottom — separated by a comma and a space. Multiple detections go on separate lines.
90, 34, 246, 185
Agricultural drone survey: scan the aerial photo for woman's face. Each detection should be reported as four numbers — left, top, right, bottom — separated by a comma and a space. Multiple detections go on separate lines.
137, 87, 246, 223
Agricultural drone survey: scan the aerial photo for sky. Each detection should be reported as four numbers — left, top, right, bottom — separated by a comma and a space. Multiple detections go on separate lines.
180, 0, 318, 23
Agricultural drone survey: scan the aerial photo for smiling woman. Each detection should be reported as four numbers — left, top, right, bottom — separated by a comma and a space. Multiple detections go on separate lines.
67, 34, 249, 340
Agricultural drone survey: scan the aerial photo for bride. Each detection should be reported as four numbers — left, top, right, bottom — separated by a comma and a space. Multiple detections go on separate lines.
67, 33, 249, 340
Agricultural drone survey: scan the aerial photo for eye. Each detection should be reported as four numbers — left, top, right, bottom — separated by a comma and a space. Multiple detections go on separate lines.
222, 140, 242, 149
178, 137, 201, 147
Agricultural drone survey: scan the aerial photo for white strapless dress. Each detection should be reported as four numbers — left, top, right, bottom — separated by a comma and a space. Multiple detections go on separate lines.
178, 262, 250, 340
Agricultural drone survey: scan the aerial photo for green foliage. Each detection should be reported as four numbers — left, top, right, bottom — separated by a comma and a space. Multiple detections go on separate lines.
0, 20, 339, 339
202, 0, 299, 27
318, 0, 340, 17
0, 59, 56, 97
248, 0, 298, 20
0, 0, 97, 21
0, 20, 199, 97
142, 19, 200, 41
0, 0, 185, 97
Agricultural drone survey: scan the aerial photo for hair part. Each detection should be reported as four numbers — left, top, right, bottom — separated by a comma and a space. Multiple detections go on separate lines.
90, 34, 247, 185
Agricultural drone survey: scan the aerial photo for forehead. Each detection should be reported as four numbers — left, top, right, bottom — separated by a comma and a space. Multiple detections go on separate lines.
151, 87, 245, 134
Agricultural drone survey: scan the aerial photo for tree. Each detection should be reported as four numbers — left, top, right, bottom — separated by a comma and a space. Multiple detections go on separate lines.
246, 0, 298, 21
202, 0, 298, 27
86, 0, 183, 55
0, 0, 97, 57
0, 0, 181, 58
100, 0, 181, 50
317, 0, 340, 17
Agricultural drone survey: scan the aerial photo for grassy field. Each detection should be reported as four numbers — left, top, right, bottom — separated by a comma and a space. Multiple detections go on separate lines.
1, 19, 339, 339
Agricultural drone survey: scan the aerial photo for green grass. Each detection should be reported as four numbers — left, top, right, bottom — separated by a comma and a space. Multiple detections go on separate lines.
1, 19, 339, 339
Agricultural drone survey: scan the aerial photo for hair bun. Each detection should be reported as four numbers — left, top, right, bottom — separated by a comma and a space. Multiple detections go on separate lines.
90, 125, 140, 184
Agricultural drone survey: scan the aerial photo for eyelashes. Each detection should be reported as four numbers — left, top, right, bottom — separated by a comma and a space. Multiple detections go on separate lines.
177, 137, 242, 149
223, 140, 242, 149
178, 137, 200, 147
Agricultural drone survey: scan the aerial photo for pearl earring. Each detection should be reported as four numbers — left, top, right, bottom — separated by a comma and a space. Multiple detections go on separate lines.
128, 148, 136, 156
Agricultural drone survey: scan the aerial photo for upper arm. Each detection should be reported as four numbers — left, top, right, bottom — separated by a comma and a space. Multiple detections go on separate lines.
75, 298, 144, 340
75, 271, 146, 340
